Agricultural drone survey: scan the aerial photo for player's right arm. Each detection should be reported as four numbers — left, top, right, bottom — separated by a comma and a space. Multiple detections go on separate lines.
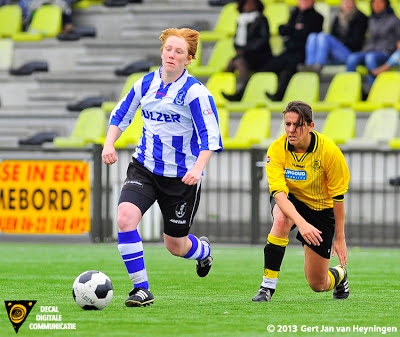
102, 125, 123, 165
274, 192, 322, 246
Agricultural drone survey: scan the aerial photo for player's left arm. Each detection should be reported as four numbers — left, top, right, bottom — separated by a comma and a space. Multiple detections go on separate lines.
182, 150, 213, 185
332, 200, 347, 267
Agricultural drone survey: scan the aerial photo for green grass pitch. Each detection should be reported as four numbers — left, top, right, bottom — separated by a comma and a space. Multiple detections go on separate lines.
0, 243, 399, 337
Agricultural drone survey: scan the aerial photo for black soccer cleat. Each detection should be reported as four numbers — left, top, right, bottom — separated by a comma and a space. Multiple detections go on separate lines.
196, 236, 213, 277
125, 287, 154, 307
252, 286, 273, 302
333, 266, 350, 300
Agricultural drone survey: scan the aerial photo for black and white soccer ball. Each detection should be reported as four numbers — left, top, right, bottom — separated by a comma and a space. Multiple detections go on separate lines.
72, 270, 113, 310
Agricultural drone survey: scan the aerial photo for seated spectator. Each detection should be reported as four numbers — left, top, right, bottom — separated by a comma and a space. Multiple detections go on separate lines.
262, 0, 324, 101
19, 0, 74, 33
222, 0, 272, 101
299, 0, 368, 73
346, 0, 400, 87
371, 40, 400, 75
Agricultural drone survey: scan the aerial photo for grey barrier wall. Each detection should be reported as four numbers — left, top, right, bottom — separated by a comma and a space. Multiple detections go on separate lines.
1, 145, 400, 246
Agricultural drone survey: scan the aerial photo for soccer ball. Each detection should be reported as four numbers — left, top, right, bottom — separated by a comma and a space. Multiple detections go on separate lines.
72, 270, 113, 310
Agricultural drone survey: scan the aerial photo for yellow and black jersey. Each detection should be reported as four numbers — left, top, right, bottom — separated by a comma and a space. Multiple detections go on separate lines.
266, 131, 350, 210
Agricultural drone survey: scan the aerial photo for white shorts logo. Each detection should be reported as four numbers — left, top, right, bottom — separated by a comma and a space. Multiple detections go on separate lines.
175, 202, 187, 218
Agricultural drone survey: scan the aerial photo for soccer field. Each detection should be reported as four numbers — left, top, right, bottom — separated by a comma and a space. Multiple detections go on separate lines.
0, 243, 399, 337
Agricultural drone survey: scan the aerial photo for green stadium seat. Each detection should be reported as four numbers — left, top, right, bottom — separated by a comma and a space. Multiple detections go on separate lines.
199, 3, 239, 42
187, 39, 202, 71
321, 108, 356, 145
344, 108, 398, 149
223, 108, 271, 149
351, 72, 400, 112
13, 5, 62, 42
101, 72, 147, 113
225, 72, 278, 112
357, 1, 371, 16
53, 108, 106, 148
0, 39, 13, 71
0, 5, 22, 38
73, 0, 104, 9
189, 38, 236, 77
312, 72, 362, 112
267, 72, 320, 112
205, 72, 236, 107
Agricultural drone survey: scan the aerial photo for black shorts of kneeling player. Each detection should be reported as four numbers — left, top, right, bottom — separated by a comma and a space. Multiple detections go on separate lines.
119, 158, 201, 238
270, 193, 335, 259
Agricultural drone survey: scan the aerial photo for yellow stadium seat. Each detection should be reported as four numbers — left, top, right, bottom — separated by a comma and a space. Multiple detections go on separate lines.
357, 1, 371, 16
0, 5, 22, 38
200, 3, 239, 42
321, 108, 356, 144
264, 3, 289, 36
13, 5, 62, 42
223, 108, 271, 149
218, 107, 229, 140
267, 72, 320, 112
101, 72, 147, 113
352, 72, 400, 112
225, 72, 278, 112
312, 72, 362, 112
189, 38, 236, 77
73, 0, 104, 9
205, 72, 236, 107
53, 108, 106, 148
0, 39, 13, 71
345, 108, 398, 149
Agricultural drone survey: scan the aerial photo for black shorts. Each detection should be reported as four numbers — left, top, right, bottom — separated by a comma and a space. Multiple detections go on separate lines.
119, 158, 201, 238
270, 194, 335, 259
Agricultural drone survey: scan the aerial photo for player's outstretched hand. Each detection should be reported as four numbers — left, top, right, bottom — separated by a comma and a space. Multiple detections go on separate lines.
298, 222, 323, 247
102, 144, 118, 165
332, 238, 348, 267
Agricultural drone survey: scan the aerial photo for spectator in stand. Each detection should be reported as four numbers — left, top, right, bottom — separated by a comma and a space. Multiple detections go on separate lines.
221, 0, 272, 101
0, 0, 12, 6
346, 0, 400, 87
371, 40, 400, 76
298, 0, 368, 73
19, 0, 74, 33
261, 0, 324, 101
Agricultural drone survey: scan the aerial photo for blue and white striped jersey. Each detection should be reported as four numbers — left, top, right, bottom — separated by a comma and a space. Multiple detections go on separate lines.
110, 67, 223, 177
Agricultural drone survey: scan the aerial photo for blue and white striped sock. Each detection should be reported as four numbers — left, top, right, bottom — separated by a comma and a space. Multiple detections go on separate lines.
118, 230, 149, 289
183, 234, 211, 261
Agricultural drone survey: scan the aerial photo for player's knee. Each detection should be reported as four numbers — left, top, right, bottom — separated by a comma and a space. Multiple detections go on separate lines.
273, 216, 291, 233
307, 278, 326, 292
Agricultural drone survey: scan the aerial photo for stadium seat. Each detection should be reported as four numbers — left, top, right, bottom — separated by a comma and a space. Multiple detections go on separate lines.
0, 5, 22, 38
357, 1, 371, 16
187, 39, 202, 72
314, 2, 331, 33
101, 72, 147, 113
312, 72, 362, 112
344, 108, 398, 149
73, 0, 104, 9
225, 72, 278, 112
267, 72, 320, 112
97, 108, 144, 148
351, 72, 400, 112
223, 108, 271, 149
199, 3, 239, 42
263, 3, 289, 36
0, 39, 13, 71
320, 108, 356, 145
258, 119, 285, 149
217, 107, 229, 140
188, 38, 236, 77
13, 5, 62, 42
53, 108, 106, 148
205, 72, 236, 107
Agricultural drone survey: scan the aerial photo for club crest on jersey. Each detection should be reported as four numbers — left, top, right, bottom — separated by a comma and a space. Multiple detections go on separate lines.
174, 89, 186, 106
175, 202, 187, 218
203, 109, 213, 115
312, 160, 321, 172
